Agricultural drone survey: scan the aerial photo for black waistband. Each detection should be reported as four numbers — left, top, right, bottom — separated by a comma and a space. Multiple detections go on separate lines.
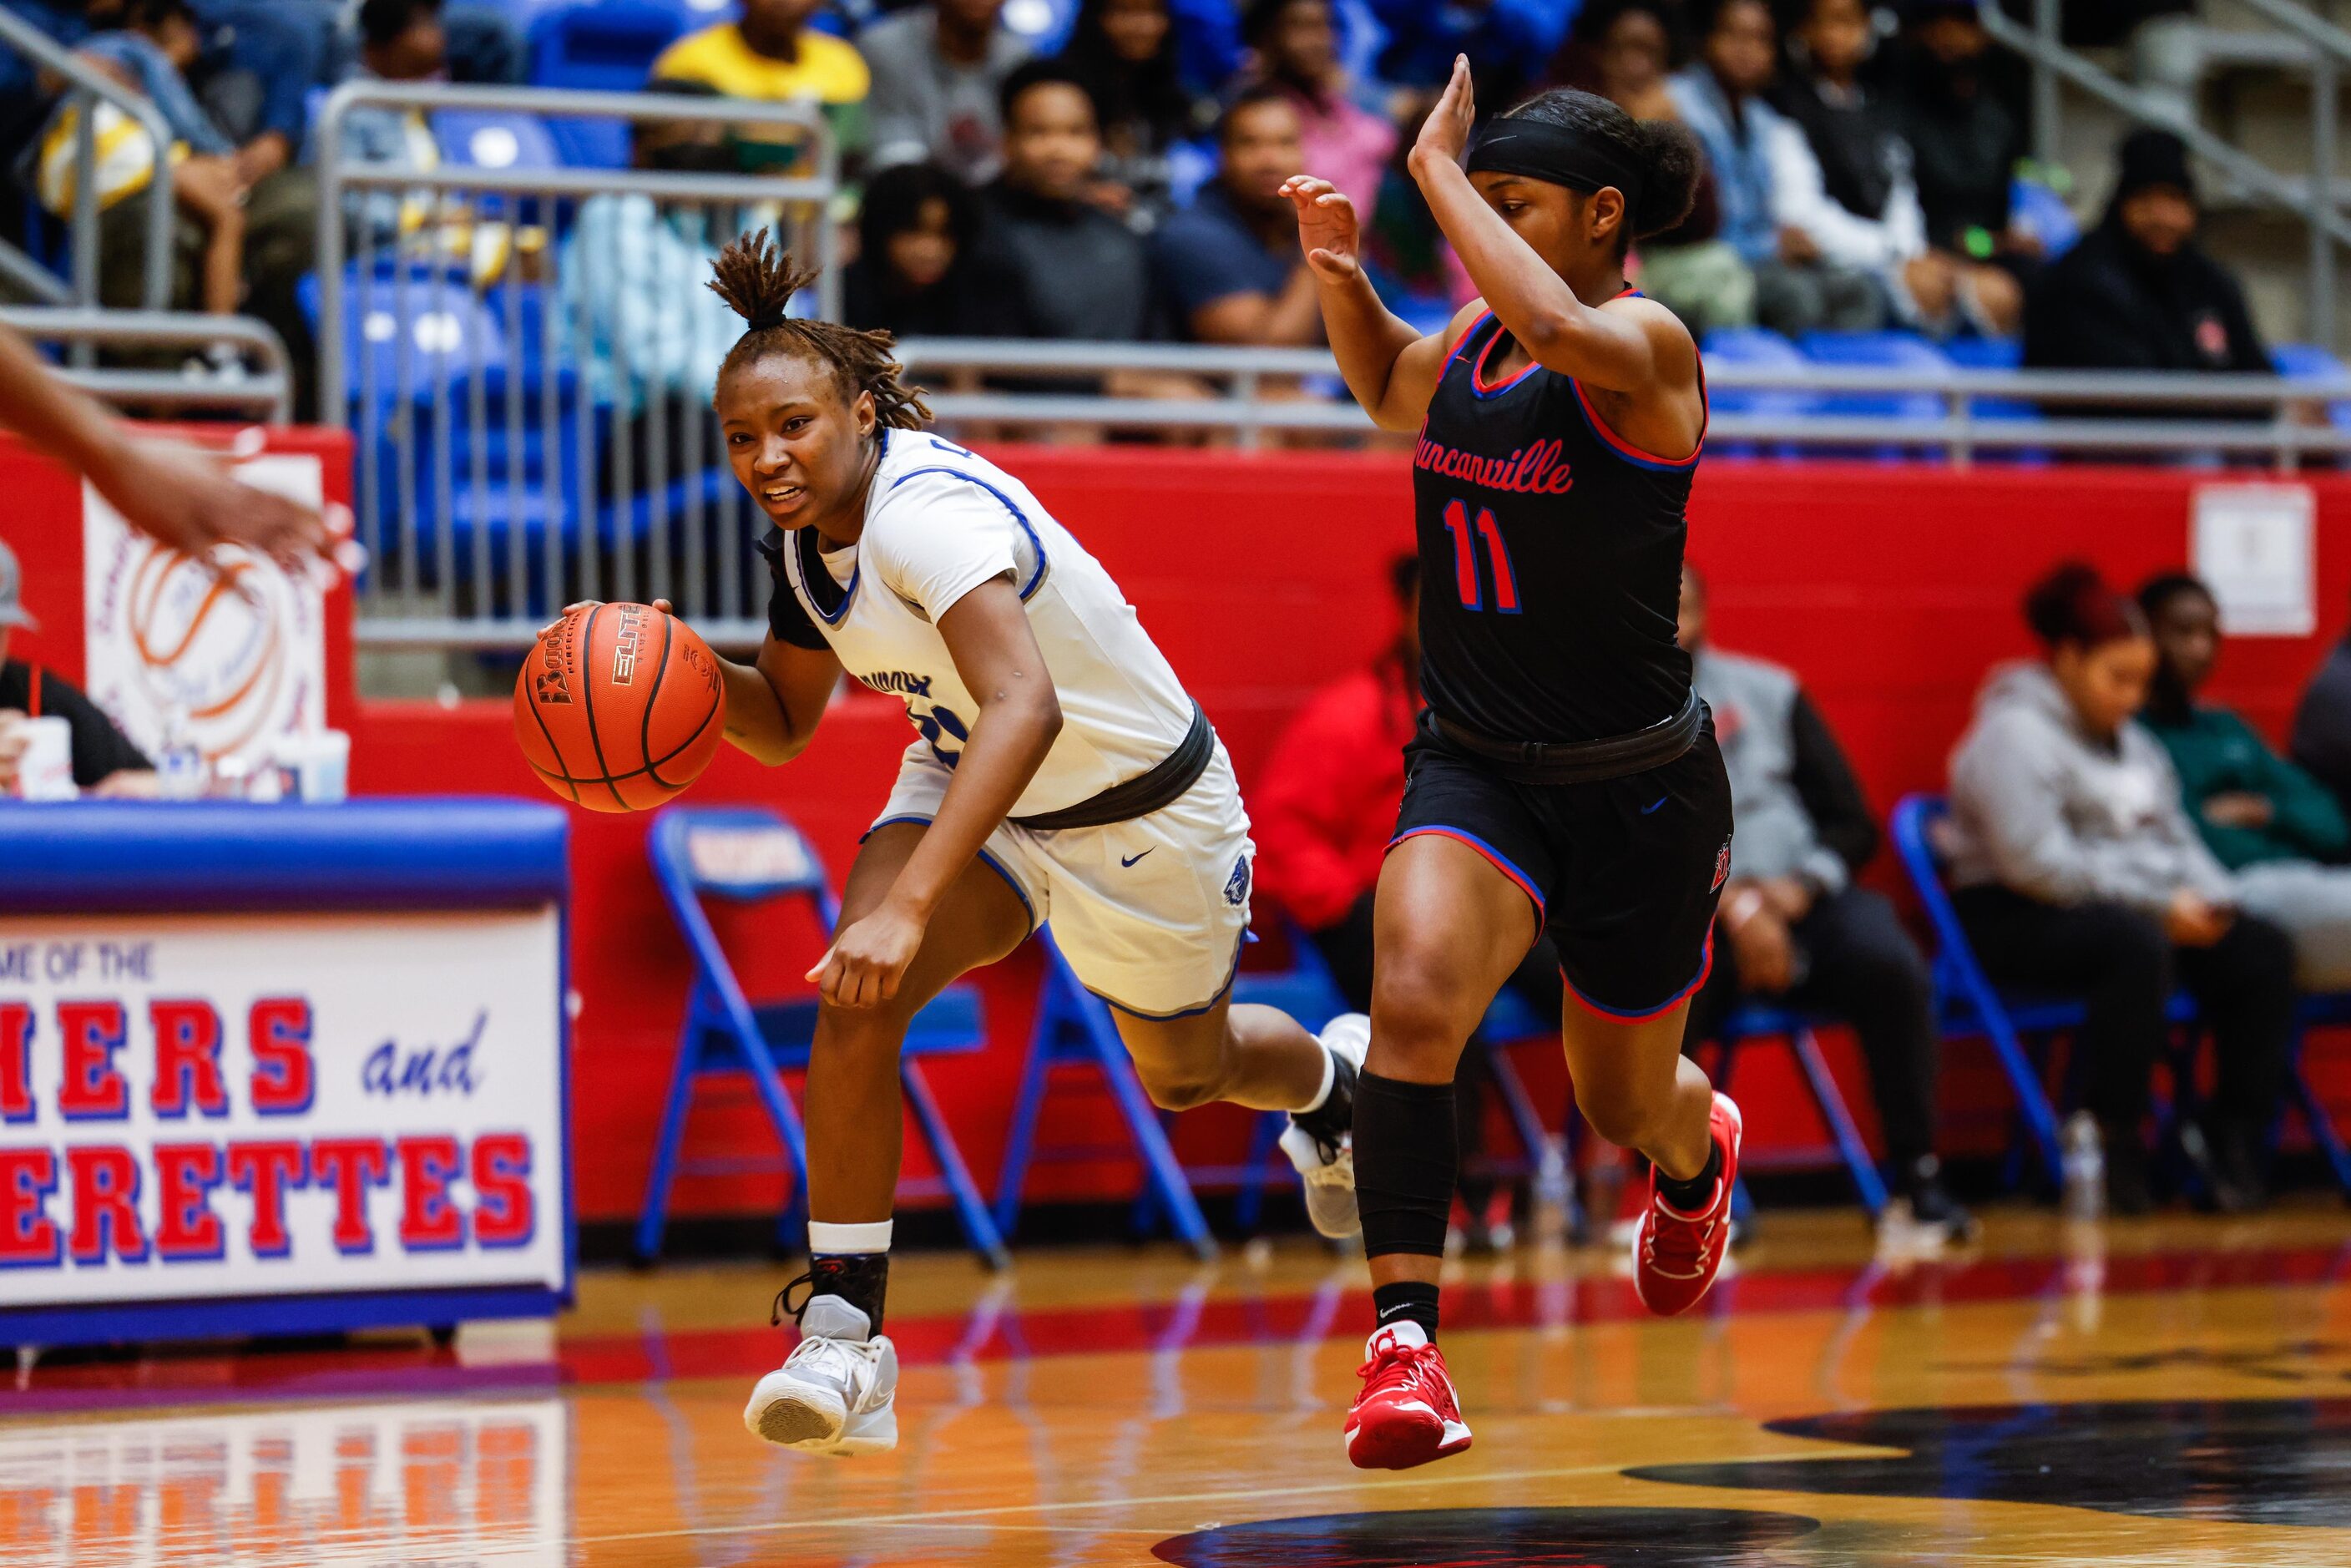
1429, 688, 1704, 786
1011, 702, 1215, 833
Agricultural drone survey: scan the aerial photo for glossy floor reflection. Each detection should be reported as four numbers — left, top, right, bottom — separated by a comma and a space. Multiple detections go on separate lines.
8, 1206, 2351, 1565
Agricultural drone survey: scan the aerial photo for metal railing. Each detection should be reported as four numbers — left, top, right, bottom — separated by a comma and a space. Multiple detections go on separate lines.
0, 308, 293, 423
312, 81, 838, 651
1993, 0, 2348, 341
0, 8, 173, 317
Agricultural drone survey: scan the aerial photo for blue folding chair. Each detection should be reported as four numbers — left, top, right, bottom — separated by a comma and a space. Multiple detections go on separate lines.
993, 933, 1220, 1261
1220, 922, 1350, 1235
2286, 994, 2351, 1196
1703, 1003, 1889, 1217
637, 807, 1008, 1268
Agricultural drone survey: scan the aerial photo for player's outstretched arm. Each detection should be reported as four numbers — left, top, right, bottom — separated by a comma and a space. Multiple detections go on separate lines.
0, 322, 336, 569
726, 635, 842, 766
1407, 55, 1692, 399
1282, 175, 1465, 432
809, 574, 1060, 1009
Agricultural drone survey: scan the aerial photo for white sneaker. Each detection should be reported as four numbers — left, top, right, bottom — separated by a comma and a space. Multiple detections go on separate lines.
742, 1295, 899, 1457
1282, 1012, 1370, 1240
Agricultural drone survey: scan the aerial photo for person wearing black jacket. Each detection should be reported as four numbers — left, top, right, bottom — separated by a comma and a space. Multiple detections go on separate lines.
1676, 566, 1974, 1241
2023, 129, 2271, 382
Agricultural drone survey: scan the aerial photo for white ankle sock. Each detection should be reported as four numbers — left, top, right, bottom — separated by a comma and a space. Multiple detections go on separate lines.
807, 1219, 893, 1254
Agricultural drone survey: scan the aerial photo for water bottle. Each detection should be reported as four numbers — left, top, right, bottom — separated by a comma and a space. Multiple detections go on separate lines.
155, 706, 208, 801
2061, 1111, 2106, 1222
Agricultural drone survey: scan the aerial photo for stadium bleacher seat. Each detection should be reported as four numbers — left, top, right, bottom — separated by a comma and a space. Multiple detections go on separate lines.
1795, 330, 1952, 425
2272, 342, 2351, 430
2010, 175, 2081, 261
528, 0, 687, 92
1700, 327, 1819, 457
432, 109, 563, 171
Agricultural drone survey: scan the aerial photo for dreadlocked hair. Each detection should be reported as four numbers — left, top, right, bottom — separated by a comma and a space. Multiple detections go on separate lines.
707, 229, 932, 430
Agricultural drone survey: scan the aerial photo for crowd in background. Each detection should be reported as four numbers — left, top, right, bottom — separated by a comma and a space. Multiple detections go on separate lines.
0, 0, 2288, 427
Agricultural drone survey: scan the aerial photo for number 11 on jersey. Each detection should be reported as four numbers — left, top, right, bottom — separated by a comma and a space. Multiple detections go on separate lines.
1441, 498, 1520, 615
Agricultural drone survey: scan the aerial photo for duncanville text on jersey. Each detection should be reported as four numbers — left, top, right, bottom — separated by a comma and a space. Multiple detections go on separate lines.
1412, 433, 1577, 496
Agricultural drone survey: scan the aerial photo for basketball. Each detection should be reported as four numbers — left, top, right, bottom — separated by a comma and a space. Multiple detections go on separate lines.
513, 601, 726, 812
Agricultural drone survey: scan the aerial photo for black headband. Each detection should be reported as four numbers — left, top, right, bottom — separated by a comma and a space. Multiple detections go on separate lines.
1465, 117, 1644, 215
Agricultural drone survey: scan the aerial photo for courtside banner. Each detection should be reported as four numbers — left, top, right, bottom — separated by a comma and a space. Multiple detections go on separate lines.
0, 908, 565, 1308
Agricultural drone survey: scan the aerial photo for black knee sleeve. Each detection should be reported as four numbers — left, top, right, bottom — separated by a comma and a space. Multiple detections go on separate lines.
1355, 1070, 1458, 1259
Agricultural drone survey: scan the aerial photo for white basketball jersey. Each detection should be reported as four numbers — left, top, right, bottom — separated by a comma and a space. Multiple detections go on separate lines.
773, 428, 1196, 817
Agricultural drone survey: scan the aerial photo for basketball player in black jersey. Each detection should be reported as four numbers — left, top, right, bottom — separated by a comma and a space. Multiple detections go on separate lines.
1286, 60, 1742, 1469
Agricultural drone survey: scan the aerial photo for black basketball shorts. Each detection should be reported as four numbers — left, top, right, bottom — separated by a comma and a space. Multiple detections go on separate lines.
1390, 715, 1734, 1019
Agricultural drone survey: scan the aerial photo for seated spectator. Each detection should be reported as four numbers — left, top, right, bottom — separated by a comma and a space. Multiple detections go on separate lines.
1555, 0, 1680, 121
977, 60, 1157, 341
1676, 566, 1974, 1242
1253, 556, 1550, 1250
1153, 85, 1322, 345
1771, 0, 2021, 337
861, 0, 1030, 183
1944, 562, 2294, 1214
1883, 0, 2037, 281
561, 83, 752, 412
1238, 0, 1393, 225
1665, 0, 1884, 336
1373, 0, 1575, 114
2292, 607, 2351, 821
842, 160, 1033, 339
651, 0, 870, 175
0, 538, 154, 797
1057, 0, 1209, 225
2140, 573, 2351, 991
2023, 129, 2269, 380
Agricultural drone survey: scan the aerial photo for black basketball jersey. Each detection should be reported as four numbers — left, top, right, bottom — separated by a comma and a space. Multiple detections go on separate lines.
1412, 305, 1702, 745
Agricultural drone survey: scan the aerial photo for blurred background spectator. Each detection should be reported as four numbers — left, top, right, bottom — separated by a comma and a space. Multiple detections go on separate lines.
1153, 85, 1320, 346
651, 0, 869, 175
1665, 0, 1883, 336
1677, 565, 1974, 1242
862, 0, 1031, 184
1883, 0, 2038, 286
0, 537, 154, 797
1238, 0, 1391, 226
1059, 0, 1210, 226
2141, 573, 2351, 992
1942, 562, 2293, 1216
842, 159, 1031, 338
977, 59, 1155, 342
2023, 129, 2268, 378
1373, 0, 1575, 119
2293, 608, 2351, 821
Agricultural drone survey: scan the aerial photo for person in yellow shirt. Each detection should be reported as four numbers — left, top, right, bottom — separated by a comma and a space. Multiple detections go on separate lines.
651, 0, 871, 174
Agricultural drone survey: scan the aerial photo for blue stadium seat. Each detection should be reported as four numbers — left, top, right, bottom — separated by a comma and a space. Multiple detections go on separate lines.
1701, 327, 1819, 458
2010, 176, 2081, 261
1795, 330, 1952, 423
2273, 343, 2351, 430
431, 109, 563, 171
1942, 334, 2038, 427
528, 0, 686, 91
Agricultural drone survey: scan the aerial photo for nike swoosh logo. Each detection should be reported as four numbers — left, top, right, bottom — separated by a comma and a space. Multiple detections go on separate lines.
1120, 849, 1154, 867
1641, 796, 1669, 815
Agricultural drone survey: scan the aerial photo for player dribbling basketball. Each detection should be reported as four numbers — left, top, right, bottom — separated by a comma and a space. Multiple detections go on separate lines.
1291, 62, 1743, 1469
659, 231, 1368, 1457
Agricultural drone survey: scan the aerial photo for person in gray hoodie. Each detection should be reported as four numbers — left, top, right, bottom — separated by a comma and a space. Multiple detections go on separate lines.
1677, 566, 1974, 1242
1944, 563, 2294, 1214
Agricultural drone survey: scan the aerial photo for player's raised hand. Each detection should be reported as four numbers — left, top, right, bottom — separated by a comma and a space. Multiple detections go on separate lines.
1281, 175, 1363, 283
1411, 54, 1478, 171
807, 899, 927, 1009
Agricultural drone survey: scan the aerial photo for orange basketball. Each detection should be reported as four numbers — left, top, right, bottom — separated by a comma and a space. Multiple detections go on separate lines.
513, 602, 726, 812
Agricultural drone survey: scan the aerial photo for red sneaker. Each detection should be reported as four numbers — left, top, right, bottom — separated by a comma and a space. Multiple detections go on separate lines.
1343, 1323, 1473, 1469
1632, 1091, 1743, 1317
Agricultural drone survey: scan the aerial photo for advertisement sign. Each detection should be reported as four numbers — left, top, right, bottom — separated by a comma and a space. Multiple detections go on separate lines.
0, 909, 566, 1309
2192, 483, 2316, 637
80, 455, 329, 768
0, 1397, 569, 1566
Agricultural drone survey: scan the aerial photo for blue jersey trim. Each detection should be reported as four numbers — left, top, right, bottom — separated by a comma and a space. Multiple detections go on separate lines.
1086, 932, 1245, 1020
862, 813, 1038, 933
886, 465, 1049, 601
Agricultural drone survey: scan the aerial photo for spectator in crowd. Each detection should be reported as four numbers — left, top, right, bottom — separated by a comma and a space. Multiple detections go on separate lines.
180, 0, 316, 179
1253, 556, 1547, 1251
651, 0, 870, 174
1883, 0, 2036, 281
0, 538, 154, 797
1239, 0, 1393, 225
861, 0, 1031, 183
1555, 0, 1681, 121
842, 159, 1032, 338
332, 0, 450, 247
561, 82, 751, 412
1152, 85, 1322, 345
1676, 566, 1974, 1242
1373, 0, 1575, 115
2292, 612, 2351, 822
2024, 129, 2269, 378
1943, 562, 2294, 1214
977, 61, 1156, 342
1665, 0, 1884, 335
1771, 0, 2022, 337
2140, 573, 2351, 990
1056, 0, 1206, 225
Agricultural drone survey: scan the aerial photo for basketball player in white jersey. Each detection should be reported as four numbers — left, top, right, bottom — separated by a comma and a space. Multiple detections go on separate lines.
673, 232, 1367, 1456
